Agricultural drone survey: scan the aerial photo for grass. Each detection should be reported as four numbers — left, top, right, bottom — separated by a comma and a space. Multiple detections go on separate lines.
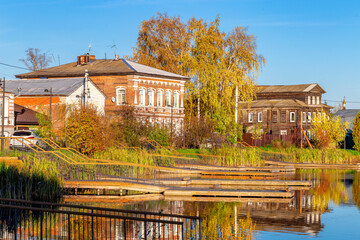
259, 145, 360, 164
0, 154, 62, 202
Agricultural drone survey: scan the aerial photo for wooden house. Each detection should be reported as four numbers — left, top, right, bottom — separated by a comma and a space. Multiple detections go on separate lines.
240, 84, 331, 145
16, 54, 189, 131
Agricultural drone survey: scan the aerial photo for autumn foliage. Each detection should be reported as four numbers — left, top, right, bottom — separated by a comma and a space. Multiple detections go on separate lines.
63, 106, 109, 155
129, 13, 265, 137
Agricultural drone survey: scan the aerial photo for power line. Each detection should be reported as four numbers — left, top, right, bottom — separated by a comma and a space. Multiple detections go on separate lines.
324, 100, 360, 104
0, 62, 29, 71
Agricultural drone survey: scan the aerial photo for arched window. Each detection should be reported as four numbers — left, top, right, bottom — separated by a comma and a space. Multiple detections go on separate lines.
148, 89, 154, 106
173, 92, 179, 108
165, 91, 171, 107
157, 90, 163, 107
139, 89, 145, 106
116, 89, 126, 105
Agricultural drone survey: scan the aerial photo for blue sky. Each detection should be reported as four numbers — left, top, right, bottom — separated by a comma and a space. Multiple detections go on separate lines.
1, 0, 359, 108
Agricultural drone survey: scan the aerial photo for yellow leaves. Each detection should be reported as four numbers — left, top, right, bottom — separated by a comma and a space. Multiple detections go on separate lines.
310, 111, 348, 149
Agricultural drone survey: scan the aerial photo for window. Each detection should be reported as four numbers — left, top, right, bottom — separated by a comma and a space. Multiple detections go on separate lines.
148, 89, 154, 106
173, 92, 179, 108
307, 130, 311, 139
272, 111, 277, 123
248, 112, 253, 122
308, 96, 311, 105
116, 89, 126, 105
316, 96, 320, 105
258, 112, 263, 122
157, 91, 163, 107
307, 112, 311, 122
165, 91, 171, 107
0, 100, 8, 117
290, 112, 295, 122
139, 89, 145, 106
312, 96, 315, 105
312, 112, 316, 121
280, 130, 287, 135
302, 112, 306, 123
281, 111, 286, 123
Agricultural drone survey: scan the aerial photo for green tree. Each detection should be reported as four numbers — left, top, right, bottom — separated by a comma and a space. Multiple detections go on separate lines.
310, 112, 348, 149
353, 111, 360, 151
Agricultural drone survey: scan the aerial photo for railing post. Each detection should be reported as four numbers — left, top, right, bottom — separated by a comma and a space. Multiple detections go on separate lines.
123, 220, 127, 240
40, 211, 44, 240
14, 208, 17, 240
91, 209, 94, 240
199, 218, 202, 240
68, 213, 71, 240
144, 214, 147, 240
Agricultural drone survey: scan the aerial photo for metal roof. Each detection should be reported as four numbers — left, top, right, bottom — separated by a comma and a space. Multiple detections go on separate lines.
15, 58, 190, 81
257, 84, 326, 94
5, 78, 85, 96
333, 109, 360, 130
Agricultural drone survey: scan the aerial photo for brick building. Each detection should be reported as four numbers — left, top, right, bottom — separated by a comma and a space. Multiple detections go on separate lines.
240, 84, 332, 143
16, 54, 189, 130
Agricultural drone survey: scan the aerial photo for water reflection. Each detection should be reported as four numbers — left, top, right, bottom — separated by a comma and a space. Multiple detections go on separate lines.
1, 170, 359, 239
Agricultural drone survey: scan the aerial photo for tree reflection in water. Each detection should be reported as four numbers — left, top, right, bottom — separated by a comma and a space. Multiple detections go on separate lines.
183, 202, 255, 240
353, 172, 360, 209
300, 169, 349, 213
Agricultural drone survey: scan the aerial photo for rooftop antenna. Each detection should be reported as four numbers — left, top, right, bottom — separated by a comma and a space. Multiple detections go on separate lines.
88, 40, 92, 53
110, 40, 117, 57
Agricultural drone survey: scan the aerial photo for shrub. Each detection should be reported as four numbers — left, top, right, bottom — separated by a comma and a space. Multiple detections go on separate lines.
63, 105, 110, 155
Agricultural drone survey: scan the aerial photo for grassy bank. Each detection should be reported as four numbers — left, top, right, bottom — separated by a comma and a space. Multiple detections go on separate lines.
0, 155, 62, 202
260, 146, 360, 164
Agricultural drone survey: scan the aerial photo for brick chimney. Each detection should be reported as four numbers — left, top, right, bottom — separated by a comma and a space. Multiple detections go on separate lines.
77, 53, 96, 65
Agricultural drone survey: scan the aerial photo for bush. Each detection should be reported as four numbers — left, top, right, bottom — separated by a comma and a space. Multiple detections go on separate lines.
63, 105, 110, 155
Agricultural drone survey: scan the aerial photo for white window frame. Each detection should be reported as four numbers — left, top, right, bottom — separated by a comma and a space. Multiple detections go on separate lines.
139, 89, 145, 106
157, 90, 163, 107
312, 96, 316, 105
290, 112, 296, 122
308, 96, 311, 105
316, 96, 320, 105
248, 112, 253, 123
307, 112, 311, 122
116, 88, 126, 105
312, 112, 316, 121
302, 112, 306, 123
280, 130, 287, 135
148, 89, 154, 106
173, 92, 179, 108
165, 91, 171, 107
258, 112, 262, 122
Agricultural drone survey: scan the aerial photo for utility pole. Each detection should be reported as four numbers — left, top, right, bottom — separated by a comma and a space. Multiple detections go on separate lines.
1, 77, 5, 152
44, 88, 53, 122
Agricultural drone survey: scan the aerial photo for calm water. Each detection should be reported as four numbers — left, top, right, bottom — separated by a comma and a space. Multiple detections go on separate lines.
85, 169, 360, 239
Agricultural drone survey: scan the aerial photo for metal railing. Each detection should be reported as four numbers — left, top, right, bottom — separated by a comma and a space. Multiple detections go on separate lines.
0, 198, 201, 240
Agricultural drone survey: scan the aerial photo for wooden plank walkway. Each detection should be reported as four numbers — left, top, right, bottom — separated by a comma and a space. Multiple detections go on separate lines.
163, 188, 293, 198
176, 164, 295, 172
64, 179, 296, 198
265, 160, 360, 170
164, 196, 293, 203
159, 179, 311, 190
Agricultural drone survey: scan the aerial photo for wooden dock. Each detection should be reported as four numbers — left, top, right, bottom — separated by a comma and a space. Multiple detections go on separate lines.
64, 178, 301, 199
176, 164, 295, 172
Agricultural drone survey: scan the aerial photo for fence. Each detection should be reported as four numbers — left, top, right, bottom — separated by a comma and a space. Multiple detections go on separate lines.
243, 133, 300, 147
0, 198, 201, 240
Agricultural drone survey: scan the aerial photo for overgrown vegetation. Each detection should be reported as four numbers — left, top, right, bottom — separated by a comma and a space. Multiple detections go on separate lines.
260, 145, 360, 164
0, 156, 62, 202
310, 113, 348, 149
